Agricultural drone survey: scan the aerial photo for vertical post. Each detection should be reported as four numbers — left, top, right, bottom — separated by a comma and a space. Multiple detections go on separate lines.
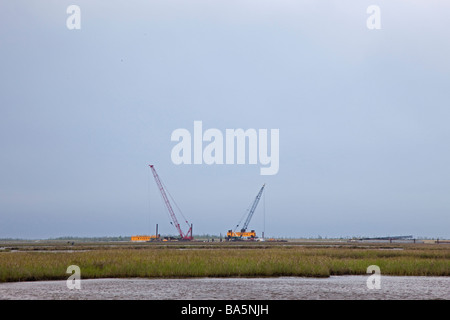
156, 224, 159, 239
263, 185, 265, 240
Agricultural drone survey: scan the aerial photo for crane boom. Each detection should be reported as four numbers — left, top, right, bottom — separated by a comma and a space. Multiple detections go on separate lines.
149, 165, 192, 240
240, 184, 265, 232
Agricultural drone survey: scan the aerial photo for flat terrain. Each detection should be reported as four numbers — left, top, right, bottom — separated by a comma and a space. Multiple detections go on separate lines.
0, 240, 449, 282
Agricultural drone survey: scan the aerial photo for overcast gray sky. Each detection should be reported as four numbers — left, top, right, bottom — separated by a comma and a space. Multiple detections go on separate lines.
1, 0, 449, 239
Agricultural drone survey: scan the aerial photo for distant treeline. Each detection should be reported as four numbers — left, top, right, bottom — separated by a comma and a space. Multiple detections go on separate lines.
50, 236, 130, 242
0, 235, 447, 241
0, 236, 131, 242
0, 235, 225, 242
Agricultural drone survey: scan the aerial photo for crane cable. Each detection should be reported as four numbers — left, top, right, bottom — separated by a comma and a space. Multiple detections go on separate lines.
234, 197, 255, 232
160, 178, 191, 229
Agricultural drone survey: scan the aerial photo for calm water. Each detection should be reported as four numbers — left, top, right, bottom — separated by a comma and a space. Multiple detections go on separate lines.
0, 276, 448, 300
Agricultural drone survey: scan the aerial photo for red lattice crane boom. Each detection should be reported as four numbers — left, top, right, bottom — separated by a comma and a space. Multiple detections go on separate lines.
149, 165, 193, 240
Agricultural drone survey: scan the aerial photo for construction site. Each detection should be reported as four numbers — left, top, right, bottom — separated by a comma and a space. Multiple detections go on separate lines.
131, 165, 271, 243
130, 165, 444, 245
1, 166, 448, 287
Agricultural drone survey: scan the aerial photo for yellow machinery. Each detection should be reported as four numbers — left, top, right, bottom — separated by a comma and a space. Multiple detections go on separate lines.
131, 235, 160, 242
131, 224, 161, 242
226, 230, 256, 240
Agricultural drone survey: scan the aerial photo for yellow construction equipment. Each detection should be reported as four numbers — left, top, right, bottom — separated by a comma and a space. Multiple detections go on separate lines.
131, 235, 160, 242
226, 230, 256, 240
132, 222, 162, 242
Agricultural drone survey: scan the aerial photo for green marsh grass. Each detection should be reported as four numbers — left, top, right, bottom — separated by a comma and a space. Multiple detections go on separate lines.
0, 243, 448, 282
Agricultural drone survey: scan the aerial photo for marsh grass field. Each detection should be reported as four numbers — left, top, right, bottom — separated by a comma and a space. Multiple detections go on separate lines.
0, 240, 449, 282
